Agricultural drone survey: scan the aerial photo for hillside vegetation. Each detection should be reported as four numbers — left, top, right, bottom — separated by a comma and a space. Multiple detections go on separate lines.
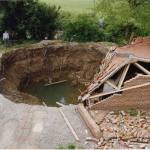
0, 0, 149, 48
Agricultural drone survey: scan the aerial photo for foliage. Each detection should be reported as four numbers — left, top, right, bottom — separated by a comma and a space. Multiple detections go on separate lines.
56, 143, 84, 149
57, 11, 73, 30
62, 14, 104, 42
28, 2, 60, 39
103, 21, 140, 44
0, 0, 60, 40
62, 0, 150, 44
67, 143, 76, 149
95, 0, 150, 43
127, 0, 149, 8
127, 109, 138, 116
0, 0, 149, 44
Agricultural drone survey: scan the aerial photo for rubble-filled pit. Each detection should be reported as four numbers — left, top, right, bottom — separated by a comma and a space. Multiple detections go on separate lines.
0, 40, 108, 106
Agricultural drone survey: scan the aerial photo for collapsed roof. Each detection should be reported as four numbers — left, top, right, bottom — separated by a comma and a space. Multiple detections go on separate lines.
79, 37, 150, 110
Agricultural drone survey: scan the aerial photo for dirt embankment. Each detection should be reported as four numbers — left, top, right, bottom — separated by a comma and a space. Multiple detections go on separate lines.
0, 40, 108, 104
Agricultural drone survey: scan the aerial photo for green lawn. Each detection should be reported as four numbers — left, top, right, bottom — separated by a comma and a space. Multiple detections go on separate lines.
39, 0, 96, 13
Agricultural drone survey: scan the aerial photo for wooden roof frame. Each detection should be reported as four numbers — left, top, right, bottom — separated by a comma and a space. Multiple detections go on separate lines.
80, 52, 150, 103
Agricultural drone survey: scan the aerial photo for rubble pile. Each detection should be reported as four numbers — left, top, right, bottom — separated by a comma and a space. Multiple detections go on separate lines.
96, 110, 150, 149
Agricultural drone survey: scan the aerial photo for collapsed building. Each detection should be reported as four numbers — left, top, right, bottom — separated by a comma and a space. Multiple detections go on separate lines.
79, 37, 150, 110
77, 37, 150, 139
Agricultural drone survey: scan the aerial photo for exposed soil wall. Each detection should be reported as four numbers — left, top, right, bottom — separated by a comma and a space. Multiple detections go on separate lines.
0, 40, 107, 104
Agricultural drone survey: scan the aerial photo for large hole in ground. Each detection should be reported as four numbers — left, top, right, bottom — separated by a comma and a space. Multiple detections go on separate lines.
0, 41, 107, 106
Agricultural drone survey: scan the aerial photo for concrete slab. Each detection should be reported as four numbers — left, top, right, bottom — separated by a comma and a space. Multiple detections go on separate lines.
0, 95, 94, 149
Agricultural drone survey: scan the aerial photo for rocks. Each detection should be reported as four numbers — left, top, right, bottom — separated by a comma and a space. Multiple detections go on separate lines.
111, 118, 119, 124
103, 131, 116, 140
96, 110, 150, 149
120, 110, 126, 116
97, 137, 104, 147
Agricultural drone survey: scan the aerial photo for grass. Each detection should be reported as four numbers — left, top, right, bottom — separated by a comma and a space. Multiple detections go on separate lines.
127, 109, 138, 117
0, 40, 37, 53
57, 143, 84, 149
39, 0, 96, 13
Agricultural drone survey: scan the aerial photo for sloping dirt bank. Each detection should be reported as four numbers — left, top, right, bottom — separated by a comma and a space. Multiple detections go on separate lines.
0, 40, 108, 104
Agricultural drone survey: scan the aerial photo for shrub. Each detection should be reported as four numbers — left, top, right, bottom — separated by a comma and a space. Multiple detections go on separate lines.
63, 14, 105, 42
104, 21, 141, 44
67, 143, 76, 149
127, 109, 138, 116
96, 0, 150, 44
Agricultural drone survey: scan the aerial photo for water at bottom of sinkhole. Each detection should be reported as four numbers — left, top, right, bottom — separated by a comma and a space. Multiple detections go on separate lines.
25, 82, 80, 107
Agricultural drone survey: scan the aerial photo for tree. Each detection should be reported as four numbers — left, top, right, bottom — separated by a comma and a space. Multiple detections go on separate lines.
28, 3, 60, 39
1, 0, 38, 39
63, 14, 104, 42
0, 0, 60, 40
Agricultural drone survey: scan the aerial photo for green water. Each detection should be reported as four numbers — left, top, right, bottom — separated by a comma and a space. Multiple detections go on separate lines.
25, 82, 80, 106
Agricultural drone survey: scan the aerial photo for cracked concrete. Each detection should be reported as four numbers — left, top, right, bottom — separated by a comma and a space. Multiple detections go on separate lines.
0, 94, 94, 149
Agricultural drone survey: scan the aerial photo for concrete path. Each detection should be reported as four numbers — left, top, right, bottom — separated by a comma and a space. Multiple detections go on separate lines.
0, 94, 95, 149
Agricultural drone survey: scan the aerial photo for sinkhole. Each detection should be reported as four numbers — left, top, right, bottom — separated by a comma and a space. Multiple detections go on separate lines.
0, 41, 106, 105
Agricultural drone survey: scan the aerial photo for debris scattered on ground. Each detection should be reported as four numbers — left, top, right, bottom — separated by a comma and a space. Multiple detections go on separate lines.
95, 110, 150, 149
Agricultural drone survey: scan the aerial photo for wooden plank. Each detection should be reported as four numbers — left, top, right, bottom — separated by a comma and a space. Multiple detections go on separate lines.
56, 102, 65, 107
132, 57, 150, 63
89, 82, 150, 99
42, 101, 47, 106
44, 80, 67, 86
118, 64, 130, 89
59, 108, 80, 141
134, 63, 150, 75
106, 80, 118, 90
86, 137, 99, 143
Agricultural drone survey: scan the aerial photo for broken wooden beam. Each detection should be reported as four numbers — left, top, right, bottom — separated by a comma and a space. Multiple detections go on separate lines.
86, 137, 99, 143
44, 80, 67, 86
77, 103, 101, 139
106, 80, 118, 90
88, 59, 130, 94
134, 63, 150, 75
118, 64, 130, 89
56, 101, 65, 107
42, 101, 47, 106
59, 108, 80, 141
89, 82, 150, 99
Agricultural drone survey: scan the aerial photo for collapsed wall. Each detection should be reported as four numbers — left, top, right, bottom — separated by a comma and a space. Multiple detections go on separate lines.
0, 40, 108, 104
